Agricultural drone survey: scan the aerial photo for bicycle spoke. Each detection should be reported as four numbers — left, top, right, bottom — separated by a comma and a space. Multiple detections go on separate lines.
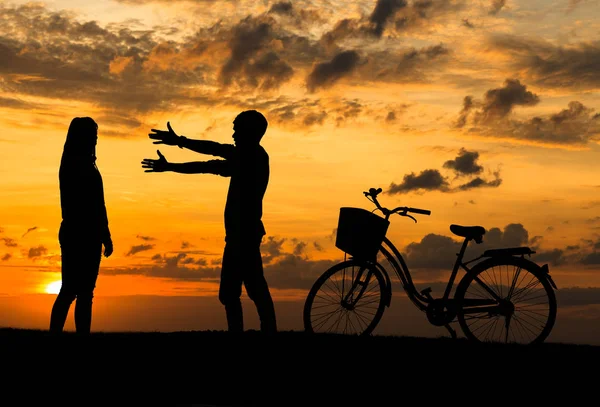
305, 261, 386, 336
457, 259, 556, 345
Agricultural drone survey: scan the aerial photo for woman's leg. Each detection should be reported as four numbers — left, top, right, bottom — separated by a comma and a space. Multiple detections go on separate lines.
74, 242, 102, 334
49, 243, 77, 333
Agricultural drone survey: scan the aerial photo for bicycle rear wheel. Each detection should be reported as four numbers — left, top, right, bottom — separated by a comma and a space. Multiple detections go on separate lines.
303, 260, 386, 336
455, 256, 557, 345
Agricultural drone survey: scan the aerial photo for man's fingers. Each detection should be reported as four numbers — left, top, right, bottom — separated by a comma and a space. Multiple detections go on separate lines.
167, 121, 173, 132
152, 141, 164, 144
157, 150, 165, 159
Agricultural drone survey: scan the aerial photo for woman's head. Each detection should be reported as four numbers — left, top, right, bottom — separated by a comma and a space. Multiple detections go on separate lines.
63, 117, 98, 159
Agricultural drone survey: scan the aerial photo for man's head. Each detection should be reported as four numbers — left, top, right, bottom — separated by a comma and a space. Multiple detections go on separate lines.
232, 110, 268, 146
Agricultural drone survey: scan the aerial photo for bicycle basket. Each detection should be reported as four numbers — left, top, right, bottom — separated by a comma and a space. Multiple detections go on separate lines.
335, 207, 389, 261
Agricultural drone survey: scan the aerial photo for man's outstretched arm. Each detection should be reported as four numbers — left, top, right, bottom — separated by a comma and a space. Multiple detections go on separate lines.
149, 122, 234, 159
141, 150, 232, 176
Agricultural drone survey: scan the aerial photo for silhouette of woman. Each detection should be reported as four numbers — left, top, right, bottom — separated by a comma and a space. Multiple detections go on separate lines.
50, 117, 113, 334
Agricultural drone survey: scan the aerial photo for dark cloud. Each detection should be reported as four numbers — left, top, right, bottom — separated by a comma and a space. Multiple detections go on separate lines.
306, 50, 361, 92
473, 79, 540, 124
219, 16, 294, 91
454, 172, 502, 191
28, 245, 48, 258
443, 148, 484, 177
393, 44, 451, 82
321, 1, 464, 45
388, 169, 450, 194
21, 226, 38, 238
489, 0, 506, 15
261, 236, 286, 264
581, 252, 600, 265
369, 0, 408, 37
1, 254, 11, 261
388, 148, 501, 194
103, 236, 338, 290
136, 235, 156, 241
555, 287, 600, 307
292, 240, 307, 256
455, 79, 600, 147
269, 1, 294, 15
1, 238, 17, 248
126, 244, 155, 256
181, 241, 190, 249
462, 18, 475, 28
403, 223, 536, 272
489, 35, 600, 90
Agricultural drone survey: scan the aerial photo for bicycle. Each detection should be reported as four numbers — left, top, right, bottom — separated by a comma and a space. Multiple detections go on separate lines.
303, 187, 558, 345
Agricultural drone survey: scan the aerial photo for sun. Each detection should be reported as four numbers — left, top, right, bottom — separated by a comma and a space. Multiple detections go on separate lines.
45, 280, 62, 294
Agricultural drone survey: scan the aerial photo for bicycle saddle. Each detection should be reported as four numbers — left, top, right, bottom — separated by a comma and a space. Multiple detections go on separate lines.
450, 225, 486, 242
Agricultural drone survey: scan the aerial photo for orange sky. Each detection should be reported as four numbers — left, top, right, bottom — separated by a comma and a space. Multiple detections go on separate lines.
1, 0, 599, 344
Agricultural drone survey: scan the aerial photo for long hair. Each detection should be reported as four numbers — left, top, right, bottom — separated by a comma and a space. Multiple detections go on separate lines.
61, 117, 98, 167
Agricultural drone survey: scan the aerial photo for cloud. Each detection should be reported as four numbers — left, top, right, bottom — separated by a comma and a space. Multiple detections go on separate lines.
1, 254, 11, 261
443, 148, 484, 177
100, 234, 339, 289
489, 35, 600, 90
462, 18, 475, 28
21, 226, 38, 238
28, 245, 48, 258
455, 79, 600, 147
321, 0, 465, 44
555, 287, 600, 307
369, 0, 409, 37
401, 222, 532, 272
388, 169, 451, 194
269, 1, 294, 15
387, 148, 502, 194
219, 16, 294, 91
1, 238, 17, 248
136, 235, 156, 241
306, 50, 361, 92
489, 0, 506, 15
126, 244, 155, 256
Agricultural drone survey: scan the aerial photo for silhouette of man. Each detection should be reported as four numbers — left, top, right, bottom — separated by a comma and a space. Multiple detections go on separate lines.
141, 110, 277, 334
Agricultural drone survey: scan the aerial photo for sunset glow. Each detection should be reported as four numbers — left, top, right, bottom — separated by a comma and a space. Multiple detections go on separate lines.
45, 280, 61, 295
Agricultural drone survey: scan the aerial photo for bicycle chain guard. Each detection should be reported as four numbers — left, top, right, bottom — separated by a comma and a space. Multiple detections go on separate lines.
425, 299, 457, 326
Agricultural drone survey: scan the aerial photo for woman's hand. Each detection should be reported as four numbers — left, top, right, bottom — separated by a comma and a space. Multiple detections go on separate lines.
103, 239, 113, 257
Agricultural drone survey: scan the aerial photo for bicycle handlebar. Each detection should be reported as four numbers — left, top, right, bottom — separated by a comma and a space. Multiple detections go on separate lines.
363, 187, 431, 220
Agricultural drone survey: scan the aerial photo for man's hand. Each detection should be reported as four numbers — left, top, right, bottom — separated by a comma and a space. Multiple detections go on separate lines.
142, 150, 170, 172
149, 121, 180, 146
103, 239, 113, 258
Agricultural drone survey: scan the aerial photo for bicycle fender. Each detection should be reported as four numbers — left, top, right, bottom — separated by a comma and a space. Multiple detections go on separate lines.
540, 263, 558, 290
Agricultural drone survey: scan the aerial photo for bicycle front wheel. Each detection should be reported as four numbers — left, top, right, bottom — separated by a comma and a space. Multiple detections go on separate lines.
455, 256, 557, 345
303, 260, 386, 336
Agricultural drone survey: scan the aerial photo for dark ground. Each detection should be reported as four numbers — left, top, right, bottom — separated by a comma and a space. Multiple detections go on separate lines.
1, 328, 598, 405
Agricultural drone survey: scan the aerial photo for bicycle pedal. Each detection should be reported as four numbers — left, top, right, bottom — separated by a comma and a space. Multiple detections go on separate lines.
420, 287, 433, 299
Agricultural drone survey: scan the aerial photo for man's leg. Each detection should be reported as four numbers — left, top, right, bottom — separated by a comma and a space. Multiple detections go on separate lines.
243, 238, 277, 333
219, 240, 244, 332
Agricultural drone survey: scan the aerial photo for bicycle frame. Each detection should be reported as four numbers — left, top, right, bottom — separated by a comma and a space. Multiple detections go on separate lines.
374, 235, 478, 312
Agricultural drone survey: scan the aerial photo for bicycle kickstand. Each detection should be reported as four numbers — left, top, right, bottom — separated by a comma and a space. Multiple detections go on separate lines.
444, 324, 457, 340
